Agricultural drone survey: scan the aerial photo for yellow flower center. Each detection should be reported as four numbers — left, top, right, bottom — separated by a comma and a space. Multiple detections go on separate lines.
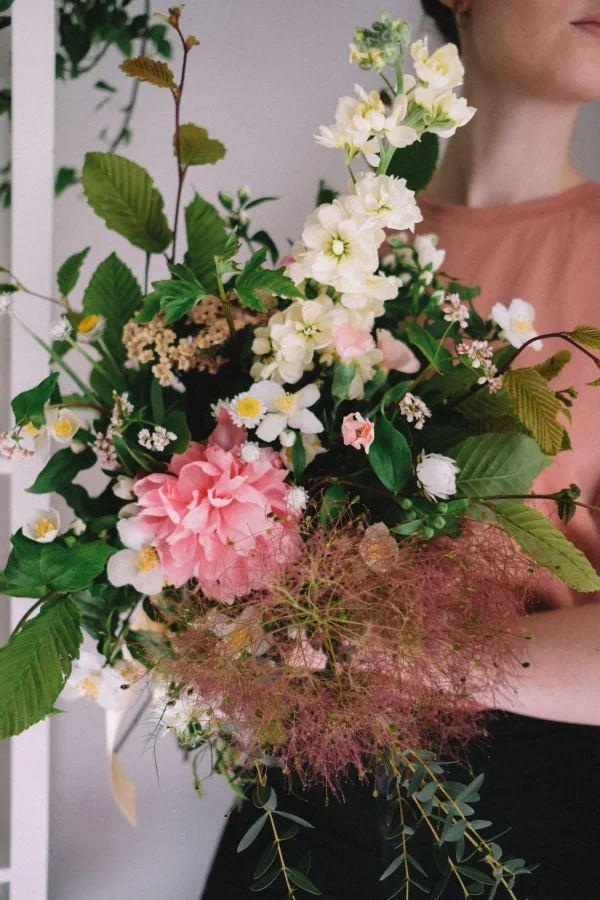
274, 393, 296, 414
235, 396, 261, 419
54, 418, 75, 438
79, 677, 99, 700
136, 547, 159, 572
23, 421, 40, 437
78, 314, 100, 334
513, 316, 533, 334
34, 517, 55, 538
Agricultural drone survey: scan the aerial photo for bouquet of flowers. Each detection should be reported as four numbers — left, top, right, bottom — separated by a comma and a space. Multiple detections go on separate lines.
2, 8, 600, 897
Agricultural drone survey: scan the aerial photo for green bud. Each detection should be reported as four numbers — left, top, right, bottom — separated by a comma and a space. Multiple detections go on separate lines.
432, 516, 446, 529
437, 502, 449, 514
423, 526, 435, 540
399, 497, 413, 510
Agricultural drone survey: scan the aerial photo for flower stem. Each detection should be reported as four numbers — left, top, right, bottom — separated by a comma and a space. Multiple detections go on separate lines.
144, 252, 151, 295
11, 591, 54, 636
215, 270, 236, 338
254, 763, 297, 898
65, 336, 122, 392
170, 25, 191, 264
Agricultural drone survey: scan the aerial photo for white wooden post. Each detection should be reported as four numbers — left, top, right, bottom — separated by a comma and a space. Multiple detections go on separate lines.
6, 1, 56, 898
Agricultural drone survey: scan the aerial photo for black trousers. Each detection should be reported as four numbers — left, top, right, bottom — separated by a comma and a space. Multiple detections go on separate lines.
201, 714, 600, 900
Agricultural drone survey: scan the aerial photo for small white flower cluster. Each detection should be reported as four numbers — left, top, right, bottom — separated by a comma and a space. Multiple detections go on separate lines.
111, 392, 134, 427
399, 392, 432, 430
457, 340, 504, 393
93, 393, 135, 469
138, 426, 177, 452
441, 293, 469, 328
0, 429, 35, 461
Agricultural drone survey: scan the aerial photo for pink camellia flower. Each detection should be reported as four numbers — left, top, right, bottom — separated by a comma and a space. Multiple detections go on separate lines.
376, 328, 420, 374
333, 324, 375, 363
131, 411, 300, 603
342, 412, 375, 454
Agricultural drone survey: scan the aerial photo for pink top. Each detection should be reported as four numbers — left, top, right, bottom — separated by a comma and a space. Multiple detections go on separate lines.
417, 182, 600, 607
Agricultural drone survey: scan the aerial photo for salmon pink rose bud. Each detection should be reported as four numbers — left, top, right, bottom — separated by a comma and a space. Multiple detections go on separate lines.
333, 324, 375, 363
376, 328, 420, 373
342, 412, 375, 454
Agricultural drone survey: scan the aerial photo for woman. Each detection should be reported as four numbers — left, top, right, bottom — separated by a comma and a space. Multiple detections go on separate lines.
202, 3, 600, 896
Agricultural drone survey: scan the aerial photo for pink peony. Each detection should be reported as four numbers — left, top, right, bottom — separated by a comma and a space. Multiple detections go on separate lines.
132, 412, 300, 602
342, 412, 375, 454
376, 328, 420, 373
333, 324, 375, 364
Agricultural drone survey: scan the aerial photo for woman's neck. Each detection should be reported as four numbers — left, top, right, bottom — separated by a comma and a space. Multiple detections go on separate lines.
425, 75, 585, 208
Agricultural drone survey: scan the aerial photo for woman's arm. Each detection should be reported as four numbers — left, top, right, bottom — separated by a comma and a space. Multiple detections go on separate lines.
482, 603, 600, 725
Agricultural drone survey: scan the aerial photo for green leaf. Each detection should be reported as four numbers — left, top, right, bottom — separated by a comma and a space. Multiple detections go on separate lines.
273, 810, 314, 828
82, 253, 142, 358
253, 843, 277, 880
94, 80, 117, 93
369, 415, 412, 493
493, 501, 600, 592
55, 166, 78, 197
176, 123, 226, 166
320, 485, 345, 525
0, 86, 10, 114
164, 410, 191, 455
570, 325, 600, 350
534, 350, 572, 381
0, 596, 82, 739
5, 533, 115, 594
183, 193, 228, 293
405, 322, 454, 374
235, 247, 304, 311
379, 855, 405, 882
57, 247, 90, 296
457, 867, 496, 886
134, 291, 161, 323
415, 781, 438, 802
245, 196, 279, 210
332, 361, 356, 401
0, 283, 17, 293
12, 372, 59, 428
454, 434, 550, 498
387, 131, 440, 192
27, 446, 96, 494
291, 434, 306, 479
381, 380, 412, 410
250, 229, 279, 266
151, 266, 207, 324
504, 367, 564, 455
237, 814, 268, 852
119, 56, 176, 89
112, 433, 140, 476
286, 868, 321, 895
250, 867, 280, 891
82, 152, 172, 254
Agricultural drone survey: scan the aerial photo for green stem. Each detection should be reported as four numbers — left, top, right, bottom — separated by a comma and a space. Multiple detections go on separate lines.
99, 337, 127, 387
144, 252, 151, 295
170, 25, 191, 264
380, 72, 397, 98
65, 336, 122, 391
11, 591, 54, 636
215, 270, 236, 338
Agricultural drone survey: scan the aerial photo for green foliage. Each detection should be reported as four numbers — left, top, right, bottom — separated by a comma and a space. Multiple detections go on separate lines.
454, 434, 550, 498
493, 501, 600, 591
320, 485, 346, 525
57, 247, 90, 296
387, 132, 440, 192
0, 595, 82, 740
184, 193, 229, 293
332, 361, 356, 401
237, 814, 268, 852
504, 367, 564, 455
369, 415, 412, 492
119, 56, 176, 89
177, 124, 226, 166
11, 372, 60, 428
315, 179, 338, 206
27, 446, 97, 495
404, 322, 454, 374
3, 532, 116, 596
235, 247, 304, 312
55, 166, 78, 196
570, 325, 600, 350
82, 152, 172, 253
291, 435, 307, 479
82, 252, 142, 358
534, 350, 572, 381
164, 410, 191, 455
150, 264, 207, 324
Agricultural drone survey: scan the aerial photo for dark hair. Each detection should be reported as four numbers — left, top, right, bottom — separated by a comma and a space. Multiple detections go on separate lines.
420, 0, 460, 47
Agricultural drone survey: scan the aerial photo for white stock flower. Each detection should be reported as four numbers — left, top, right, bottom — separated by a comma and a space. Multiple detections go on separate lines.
413, 86, 476, 139
61, 651, 127, 711
107, 518, 165, 595
411, 39, 464, 90
50, 316, 73, 341
250, 382, 323, 443
113, 475, 135, 500
45, 407, 80, 444
414, 233, 446, 273
340, 272, 402, 319
416, 452, 460, 503
345, 172, 423, 233
491, 298, 543, 351
23, 507, 60, 543
285, 486, 309, 513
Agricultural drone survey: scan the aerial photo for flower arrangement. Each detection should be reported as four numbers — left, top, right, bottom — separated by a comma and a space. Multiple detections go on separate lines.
2, 7, 600, 897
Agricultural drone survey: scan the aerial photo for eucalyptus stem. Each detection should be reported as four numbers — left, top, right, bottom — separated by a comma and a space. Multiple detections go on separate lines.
254, 763, 297, 899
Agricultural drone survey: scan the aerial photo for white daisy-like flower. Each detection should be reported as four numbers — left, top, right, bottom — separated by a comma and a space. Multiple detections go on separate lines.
61, 650, 128, 711
240, 441, 261, 463
22, 507, 60, 543
45, 407, 80, 444
107, 518, 165, 595
76, 313, 106, 343
491, 298, 543, 351
50, 316, 73, 341
285, 486, 309, 514
228, 392, 267, 429
250, 382, 324, 443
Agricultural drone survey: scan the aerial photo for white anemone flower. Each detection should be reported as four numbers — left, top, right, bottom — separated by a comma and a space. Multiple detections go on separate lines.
250, 382, 324, 443
45, 407, 80, 445
107, 518, 165, 595
491, 298, 543, 351
22, 507, 60, 543
61, 650, 128, 711
411, 38, 464, 90
345, 172, 423, 233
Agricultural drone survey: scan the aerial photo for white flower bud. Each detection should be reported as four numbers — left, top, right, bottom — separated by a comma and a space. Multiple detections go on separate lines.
416, 452, 460, 503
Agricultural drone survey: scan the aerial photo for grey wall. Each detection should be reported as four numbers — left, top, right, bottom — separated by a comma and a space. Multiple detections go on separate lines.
21, 1, 600, 898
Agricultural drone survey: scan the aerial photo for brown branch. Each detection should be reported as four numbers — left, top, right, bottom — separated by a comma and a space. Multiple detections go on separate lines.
169, 24, 191, 264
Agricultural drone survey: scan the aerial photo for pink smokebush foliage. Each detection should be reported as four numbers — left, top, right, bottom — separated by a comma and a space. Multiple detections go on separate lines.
132, 410, 300, 602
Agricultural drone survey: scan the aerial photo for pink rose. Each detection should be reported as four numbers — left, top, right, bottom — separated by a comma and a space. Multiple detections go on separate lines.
333, 324, 375, 364
376, 328, 420, 373
341, 412, 375, 454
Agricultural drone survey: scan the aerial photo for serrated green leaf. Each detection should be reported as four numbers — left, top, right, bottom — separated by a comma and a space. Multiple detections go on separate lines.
369, 415, 412, 493
504, 367, 564, 455
235, 247, 304, 311
151, 270, 207, 324
134, 291, 161, 323
387, 131, 439, 192
119, 56, 176, 89
57, 247, 90, 296
82, 253, 142, 359
493, 501, 600, 592
454, 434, 550, 498
55, 166, 78, 197
0, 595, 82, 739
82, 152, 172, 254
454, 386, 516, 422
320, 484, 345, 525
11, 372, 60, 428
176, 123, 226, 167
405, 322, 454, 374
27, 446, 96, 494
250, 230, 279, 265
237, 813, 268, 852
286, 868, 321, 894
570, 325, 600, 350
184, 193, 228, 293
534, 350, 572, 381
